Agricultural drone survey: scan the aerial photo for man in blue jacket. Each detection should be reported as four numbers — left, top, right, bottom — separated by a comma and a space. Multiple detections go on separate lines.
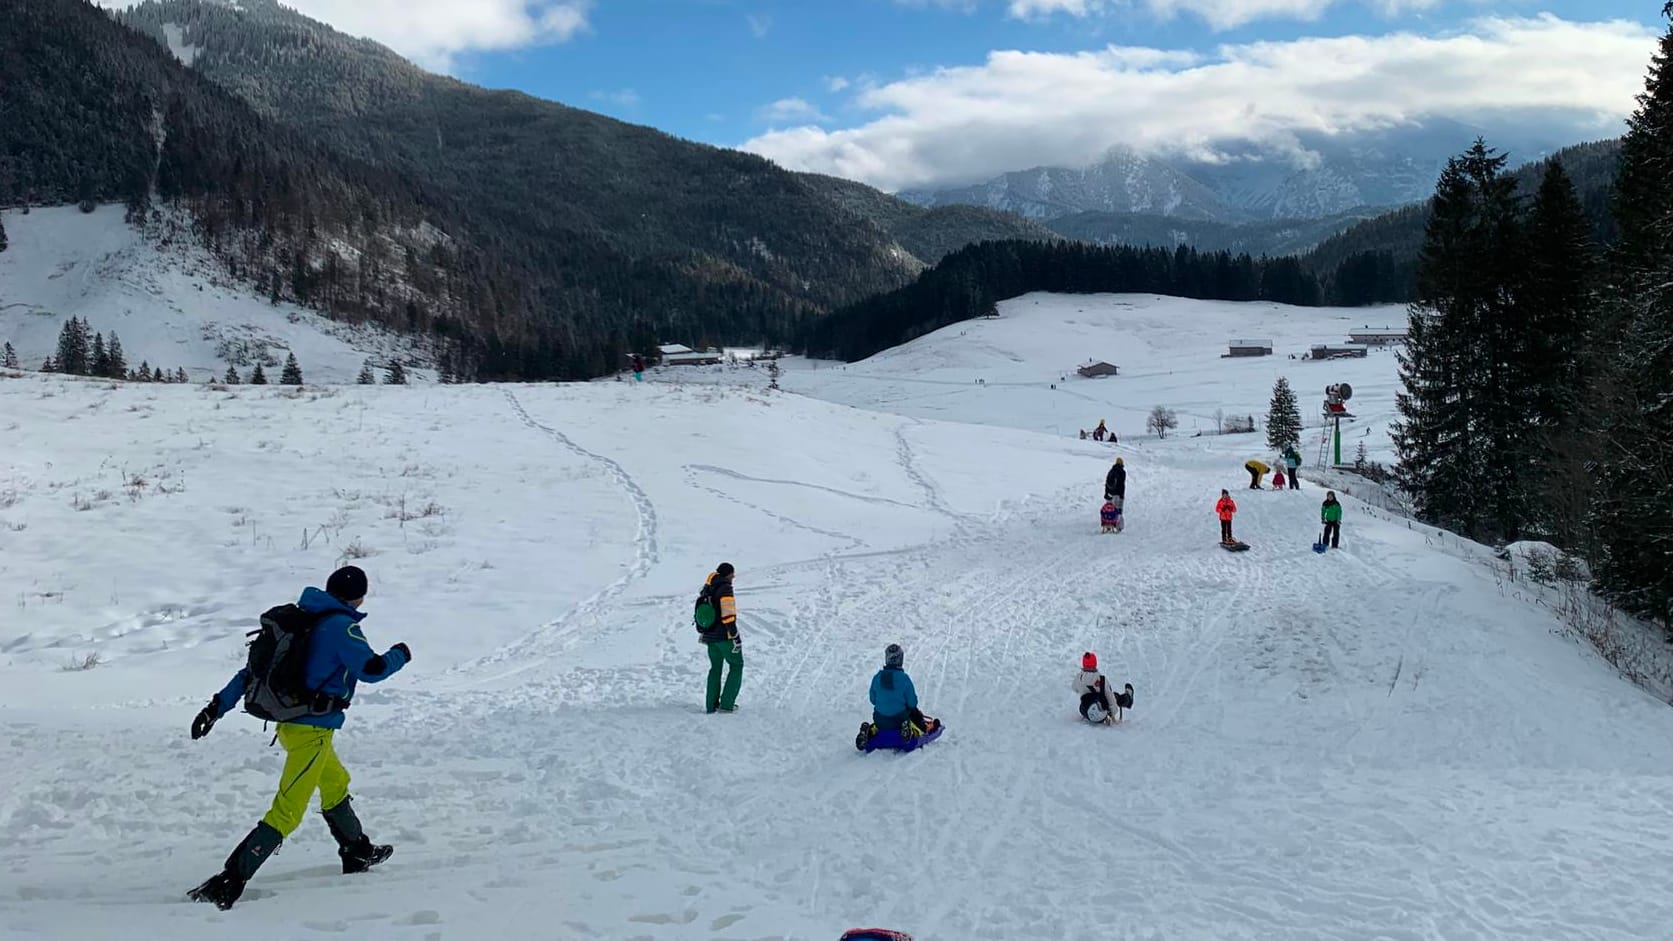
187, 565, 411, 910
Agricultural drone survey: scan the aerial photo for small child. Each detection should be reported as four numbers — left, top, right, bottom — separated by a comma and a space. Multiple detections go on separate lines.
870, 644, 928, 738
1099, 499, 1123, 533
1072, 651, 1134, 724
1272, 468, 1286, 490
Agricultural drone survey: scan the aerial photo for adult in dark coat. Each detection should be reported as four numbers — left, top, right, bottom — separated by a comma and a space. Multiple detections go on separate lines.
1103, 457, 1126, 504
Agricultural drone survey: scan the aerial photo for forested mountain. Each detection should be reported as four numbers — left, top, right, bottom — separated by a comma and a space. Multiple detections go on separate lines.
1303, 139, 1622, 305
799, 240, 1321, 362
794, 173, 1061, 263
1044, 207, 1383, 258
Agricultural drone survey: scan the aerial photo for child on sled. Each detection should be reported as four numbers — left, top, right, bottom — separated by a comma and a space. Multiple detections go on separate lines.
1072, 651, 1134, 724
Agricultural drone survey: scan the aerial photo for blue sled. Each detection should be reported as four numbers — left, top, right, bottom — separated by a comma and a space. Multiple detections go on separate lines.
855, 717, 944, 753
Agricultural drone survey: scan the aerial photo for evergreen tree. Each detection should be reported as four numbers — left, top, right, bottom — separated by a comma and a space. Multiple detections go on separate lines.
357, 359, 376, 385
384, 361, 407, 385
41, 356, 56, 373
55, 317, 90, 375
105, 332, 126, 379
1265, 377, 1302, 452
1590, 10, 1673, 631
175, 367, 187, 383
1392, 142, 1528, 542
0, 213, 7, 254
137, 361, 152, 382
249, 362, 268, 385
90, 332, 109, 379
2, 342, 18, 369
223, 365, 240, 384
280, 352, 303, 385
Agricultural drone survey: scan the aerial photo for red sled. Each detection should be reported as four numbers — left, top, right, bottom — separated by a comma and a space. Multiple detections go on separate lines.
841, 931, 914, 941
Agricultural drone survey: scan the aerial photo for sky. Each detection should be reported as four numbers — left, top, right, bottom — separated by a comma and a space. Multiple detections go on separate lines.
133, 1, 1670, 191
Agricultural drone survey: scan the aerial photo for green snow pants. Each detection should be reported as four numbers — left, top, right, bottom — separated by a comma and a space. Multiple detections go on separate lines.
705, 639, 743, 712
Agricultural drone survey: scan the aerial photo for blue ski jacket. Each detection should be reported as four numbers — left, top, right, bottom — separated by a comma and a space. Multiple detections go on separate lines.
213, 587, 408, 729
869, 666, 918, 722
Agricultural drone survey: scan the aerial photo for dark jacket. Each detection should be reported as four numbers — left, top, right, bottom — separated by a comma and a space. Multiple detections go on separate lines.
213, 587, 408, 729
697, 573, 738, 644
1104, 464, 1126, 499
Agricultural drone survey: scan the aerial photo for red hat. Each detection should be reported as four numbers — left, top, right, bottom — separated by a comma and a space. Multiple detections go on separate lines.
1081, 651, 1097, 671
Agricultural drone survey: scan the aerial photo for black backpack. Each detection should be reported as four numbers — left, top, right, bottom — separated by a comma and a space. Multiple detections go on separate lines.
242, 604, 333, 722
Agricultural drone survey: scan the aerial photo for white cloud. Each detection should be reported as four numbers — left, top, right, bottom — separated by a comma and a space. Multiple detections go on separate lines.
743, 15, 1654, 192
96, 0, 591, 71
589, 88, 641, 108
923, 0, 1458, 30
747, 13, 772, 38
757, 97, 831, 125
825, 75, 852, 92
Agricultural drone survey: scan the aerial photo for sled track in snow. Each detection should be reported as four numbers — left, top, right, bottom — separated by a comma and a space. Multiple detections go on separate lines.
459, 391, 662, 679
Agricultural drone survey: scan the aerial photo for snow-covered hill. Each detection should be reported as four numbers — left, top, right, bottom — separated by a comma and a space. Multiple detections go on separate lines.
0, 206, 431, 383
3, 293, 1671, 941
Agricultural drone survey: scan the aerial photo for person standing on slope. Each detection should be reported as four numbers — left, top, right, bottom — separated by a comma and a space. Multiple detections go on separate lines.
1216, 489, 1238, 545
1104, 457, 1126, 504
1244, 459, 1269, 490
695, 562, 742, 713
1282, 445, 1302, 490
1320, 491, 1343, 549
186, 565, 410, 910
1093, 419, 1107, 442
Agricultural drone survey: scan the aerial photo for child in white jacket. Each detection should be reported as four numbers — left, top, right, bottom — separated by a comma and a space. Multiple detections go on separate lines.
1073, 651, 1134, 724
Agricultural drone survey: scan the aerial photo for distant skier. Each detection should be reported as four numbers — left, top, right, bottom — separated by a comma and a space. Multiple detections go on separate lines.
1244, 459, 1269, 489
1216, 489, 1238, 545
1320, 491, 1342, 549
868, 643, 929, 740
1282, 446, 1302, 489
631, 353, 645, 381
694, 562, 742, 713
185, 566, 410, 910
1072, 651, 1134, 724
1104, 456, 1125, 502
1100, 498, 1123, 533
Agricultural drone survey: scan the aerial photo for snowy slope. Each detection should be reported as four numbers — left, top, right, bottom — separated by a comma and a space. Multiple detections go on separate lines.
4, 296, 1673, 941
0, 206, 430, 383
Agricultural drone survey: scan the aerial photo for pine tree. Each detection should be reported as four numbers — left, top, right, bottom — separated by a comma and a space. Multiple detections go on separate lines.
223, 365, 240, 385
55, 318, 90, 375
105, 332, 126, 379
1393, 141, 1527, 542
249, 363, 268, 385
384, 361, 407, 385
174, 367, 188, 383
41, 356, 56, 373
1590, 10, 1673, 631
90, 333, 110, 379
1265, 377, 1302, 452
357, 359, 376, 385
0, 213, 8, 254
2, 342, 18, 369
137, 361, 153, 382
280, 353, 303, 385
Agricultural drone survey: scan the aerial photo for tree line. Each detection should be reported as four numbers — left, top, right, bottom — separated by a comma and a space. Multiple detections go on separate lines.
1392, 11, 1673, 634
797, 240, 1323, 362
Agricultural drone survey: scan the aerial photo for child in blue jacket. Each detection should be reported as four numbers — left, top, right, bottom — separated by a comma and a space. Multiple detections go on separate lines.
870, 643, 928, 736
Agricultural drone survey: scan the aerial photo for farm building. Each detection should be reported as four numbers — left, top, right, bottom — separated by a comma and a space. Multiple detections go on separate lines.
656, 343, 724, 366
1224, 339, 1273, 358
1346, 326, 1407, 346
1077, 361, 1120, 378
1308, 344, 1368, 360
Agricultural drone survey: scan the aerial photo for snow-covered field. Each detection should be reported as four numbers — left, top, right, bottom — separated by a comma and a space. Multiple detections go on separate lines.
4, 294, 1673, 941
0, 206, 429, 383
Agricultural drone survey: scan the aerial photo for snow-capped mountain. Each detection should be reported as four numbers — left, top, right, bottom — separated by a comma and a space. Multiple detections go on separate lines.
904, 119, 1575, 223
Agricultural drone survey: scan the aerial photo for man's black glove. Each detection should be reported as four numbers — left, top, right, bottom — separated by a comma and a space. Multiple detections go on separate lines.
391, 642, 411, 663
191, 699, 221, 740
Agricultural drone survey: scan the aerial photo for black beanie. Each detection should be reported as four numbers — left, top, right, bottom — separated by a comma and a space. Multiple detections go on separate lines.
326, 565, 368, 601
716, 562, 734, 578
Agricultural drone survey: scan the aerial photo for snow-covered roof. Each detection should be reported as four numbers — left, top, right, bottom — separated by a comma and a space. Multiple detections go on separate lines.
657, 344, 694, 355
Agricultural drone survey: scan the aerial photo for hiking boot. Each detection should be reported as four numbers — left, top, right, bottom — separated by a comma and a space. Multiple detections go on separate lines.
339, 836, 394, 875
188, 821, 283, 910
717, 705, 737, 713
188, 871, 246, 911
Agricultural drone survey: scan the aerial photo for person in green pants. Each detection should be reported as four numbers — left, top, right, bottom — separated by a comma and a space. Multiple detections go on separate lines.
694, 562, 742, 712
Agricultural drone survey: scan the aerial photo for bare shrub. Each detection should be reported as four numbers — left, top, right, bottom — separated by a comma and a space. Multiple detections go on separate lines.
60, 651, 103, 672
339, 538, 375, 561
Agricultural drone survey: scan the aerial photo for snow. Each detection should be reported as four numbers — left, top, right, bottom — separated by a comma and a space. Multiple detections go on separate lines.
160, 23, 201, 67
0, 206, 431, 383
4, 292, 1673, 940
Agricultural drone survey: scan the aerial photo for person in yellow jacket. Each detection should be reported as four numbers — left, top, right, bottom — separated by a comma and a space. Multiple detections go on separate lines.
1244, 459, 1270, 490
694, 562, 742, 712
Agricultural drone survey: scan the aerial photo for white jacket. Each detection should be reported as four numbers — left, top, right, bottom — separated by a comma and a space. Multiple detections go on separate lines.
1071, 669, 1106, 698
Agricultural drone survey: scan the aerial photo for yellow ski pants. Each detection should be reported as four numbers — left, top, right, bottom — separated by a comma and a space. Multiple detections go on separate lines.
261, 724, 351, 837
